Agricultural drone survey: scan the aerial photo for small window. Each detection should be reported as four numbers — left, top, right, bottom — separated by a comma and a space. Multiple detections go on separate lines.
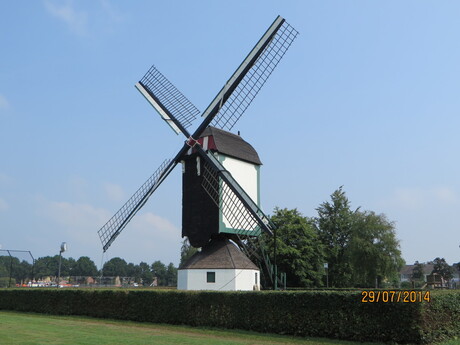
207, 271, 216, 283
255, 272, 258, 284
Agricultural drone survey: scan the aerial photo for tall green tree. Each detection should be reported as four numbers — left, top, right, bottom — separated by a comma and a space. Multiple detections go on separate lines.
102, 257, 128, 277
15, 260, 33, 283
34, 256, 60, 278
139, 262, 154, 285
412, 261, 425, 281
61, 257, 76, 276
348, 211, 404, 287
0, 256, 32, 283
151, 260, 167, 286
165, 263, 178, 286
453, 262, 460, 274
432, 257, 453, 280
315, 187, 356, 287
0, 256, 8, 277
72, 256, 98, 276
265, 208, 325, 287
315, 187, 404, 288
126, 263, 143, 282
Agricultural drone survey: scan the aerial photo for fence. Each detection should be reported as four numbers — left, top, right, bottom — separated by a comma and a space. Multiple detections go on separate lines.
0, 250, 35, 288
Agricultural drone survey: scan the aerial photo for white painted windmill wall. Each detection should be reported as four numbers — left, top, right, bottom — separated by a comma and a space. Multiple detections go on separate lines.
178, 268, 260, 291
218, 153, 260, 233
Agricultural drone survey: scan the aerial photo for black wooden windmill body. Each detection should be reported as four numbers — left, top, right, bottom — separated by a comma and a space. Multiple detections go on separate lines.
98, 16, 298, 289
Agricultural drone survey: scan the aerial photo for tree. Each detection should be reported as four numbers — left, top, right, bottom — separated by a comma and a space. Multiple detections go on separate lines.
453, 262, 460, 274
432, 257, 453, 280
265, 208, 325, 287
165, 263, 178, 286
315, 187, 404, 288
179, 238, 198, 267
72, 256, 98, 277
139, 262, 154, 285
33, 255, 76, 278
15, 260, 33, 283
412, 261, 425, 281
61, 257, 76, 277
0, 256, 8, 277
315, 187, 356, 287
0, 256, 32, 284
126, 263, 143, 282
102, 257, 128, 277
348, 211, 404, 287
34, 256, 60, 278
151, 261, 167, 286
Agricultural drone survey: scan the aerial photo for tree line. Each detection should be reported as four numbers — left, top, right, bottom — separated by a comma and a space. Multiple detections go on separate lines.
261, 187, 406, 288
101, 258, 177, 286
0, 255, 178, 287
4, 187, 446, 289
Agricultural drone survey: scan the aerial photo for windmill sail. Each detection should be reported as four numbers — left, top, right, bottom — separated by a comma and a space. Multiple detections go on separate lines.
191, 16, 298, 138
136, 65, 200, 135
208, 17, 298, 131
98, 158, 176, 252
197, 146, 274, 236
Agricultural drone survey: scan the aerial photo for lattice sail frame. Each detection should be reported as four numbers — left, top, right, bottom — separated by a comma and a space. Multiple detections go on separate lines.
210, 20, 298, 131
201, 158, 271, 237
201, 160, 271, 276
98, 159, 174, 252
136, 66, 200, 134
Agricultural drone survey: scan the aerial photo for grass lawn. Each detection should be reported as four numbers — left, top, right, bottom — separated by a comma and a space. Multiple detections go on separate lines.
1, 311, 460, 345
0, 311, 384, 345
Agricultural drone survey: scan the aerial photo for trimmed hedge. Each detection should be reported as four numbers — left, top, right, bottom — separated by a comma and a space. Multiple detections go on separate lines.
0, 289, 459, 344
418, 290, 460, 343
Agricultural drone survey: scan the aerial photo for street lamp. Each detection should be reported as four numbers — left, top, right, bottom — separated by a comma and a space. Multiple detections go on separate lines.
57, 242, 67, 288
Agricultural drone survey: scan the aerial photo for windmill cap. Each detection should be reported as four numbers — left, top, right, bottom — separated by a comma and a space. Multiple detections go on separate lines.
199, 126, 262, 165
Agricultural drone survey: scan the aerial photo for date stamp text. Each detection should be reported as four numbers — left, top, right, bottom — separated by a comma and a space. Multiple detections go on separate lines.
361, 290, 431, 303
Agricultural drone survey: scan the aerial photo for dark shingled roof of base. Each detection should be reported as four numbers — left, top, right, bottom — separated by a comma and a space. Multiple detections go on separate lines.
179, 237, 259, 270
200, 126, 262, 165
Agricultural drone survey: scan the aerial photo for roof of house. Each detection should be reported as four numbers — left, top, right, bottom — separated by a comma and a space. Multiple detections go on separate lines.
200, 126, 262, 165
400, 264, 435, 275
179, 237, 259, 270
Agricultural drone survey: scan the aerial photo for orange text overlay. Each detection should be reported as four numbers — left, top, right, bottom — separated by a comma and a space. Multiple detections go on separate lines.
361, 290, 431, 303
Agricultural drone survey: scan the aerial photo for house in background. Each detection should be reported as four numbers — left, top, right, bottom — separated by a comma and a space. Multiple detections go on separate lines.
400, 263, 460, 288
400, 264, 434, 284
450, 268, 460, 288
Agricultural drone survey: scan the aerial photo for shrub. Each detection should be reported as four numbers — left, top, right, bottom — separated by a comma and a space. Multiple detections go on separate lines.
0, 289, 458, 344
400, 281, 413, 289
419, 290, 460, 343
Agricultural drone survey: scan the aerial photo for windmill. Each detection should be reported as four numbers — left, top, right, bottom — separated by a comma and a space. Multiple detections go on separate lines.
97, 16, 298, 290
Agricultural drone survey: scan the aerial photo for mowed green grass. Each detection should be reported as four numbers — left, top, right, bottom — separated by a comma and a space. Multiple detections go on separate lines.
1, 311, 460, 345
0, 311, 382, 345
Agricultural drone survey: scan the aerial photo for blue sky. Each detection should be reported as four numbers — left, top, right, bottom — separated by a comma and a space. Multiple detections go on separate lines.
1, 1, 460, 268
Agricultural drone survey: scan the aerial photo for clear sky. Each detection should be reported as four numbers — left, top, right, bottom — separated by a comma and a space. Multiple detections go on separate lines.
1, 1, 460, 268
